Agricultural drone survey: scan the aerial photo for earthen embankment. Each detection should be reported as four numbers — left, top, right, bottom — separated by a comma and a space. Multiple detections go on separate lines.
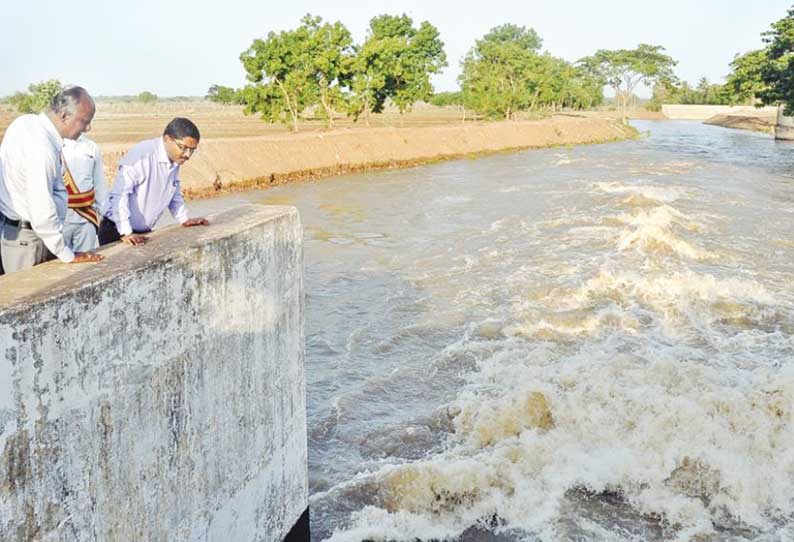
99, 116, 637, 198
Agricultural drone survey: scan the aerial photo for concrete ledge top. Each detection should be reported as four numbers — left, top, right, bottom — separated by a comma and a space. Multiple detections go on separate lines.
0, 204, 298, 312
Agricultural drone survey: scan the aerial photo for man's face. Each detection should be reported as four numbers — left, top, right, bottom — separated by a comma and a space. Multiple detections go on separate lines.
60, 99, 95, 140
164, 135, 199, 165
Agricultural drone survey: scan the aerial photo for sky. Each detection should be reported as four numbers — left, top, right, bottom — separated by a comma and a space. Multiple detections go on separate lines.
2, 0, 792, 98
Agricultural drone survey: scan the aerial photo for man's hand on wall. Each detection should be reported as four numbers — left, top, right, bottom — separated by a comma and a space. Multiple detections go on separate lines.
182, 217, 209, 227
121, 234, 148, 246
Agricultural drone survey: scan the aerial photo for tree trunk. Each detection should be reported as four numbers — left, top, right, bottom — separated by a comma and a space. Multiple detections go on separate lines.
275, 79, 299, 132
319, 87, 335, 130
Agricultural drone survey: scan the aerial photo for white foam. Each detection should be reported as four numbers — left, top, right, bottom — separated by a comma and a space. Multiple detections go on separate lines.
327, 355, 794, 541
592, 182, 689, 204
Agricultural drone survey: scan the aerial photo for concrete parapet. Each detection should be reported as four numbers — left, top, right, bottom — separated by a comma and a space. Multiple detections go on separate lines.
776, 104, 794, 141
0, 205, 308, 541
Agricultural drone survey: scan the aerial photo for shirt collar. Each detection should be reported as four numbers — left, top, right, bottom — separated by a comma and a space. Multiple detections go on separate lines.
157, 136, 175, 166
38, 112, 64, 149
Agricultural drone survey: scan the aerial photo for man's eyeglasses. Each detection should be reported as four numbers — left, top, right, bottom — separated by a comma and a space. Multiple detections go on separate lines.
172, 139, 198, 156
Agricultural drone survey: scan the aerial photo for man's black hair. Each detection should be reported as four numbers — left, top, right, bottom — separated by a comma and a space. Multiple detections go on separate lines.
163, 117, 200, 140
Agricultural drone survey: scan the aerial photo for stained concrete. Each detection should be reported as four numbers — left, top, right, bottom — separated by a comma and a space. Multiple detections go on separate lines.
0, 205, 307, 541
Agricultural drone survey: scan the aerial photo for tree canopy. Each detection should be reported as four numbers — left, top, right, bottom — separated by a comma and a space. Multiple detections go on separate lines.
582, 44, 677, 118
348, 14, 446, 123
724, 49, 770, 104
206, 84, 241, 105
7, 79, 63, 114
459, 24, 602, 119
137, 91, 158, 104
239, 13, 445, 130
759, 6, 794, 114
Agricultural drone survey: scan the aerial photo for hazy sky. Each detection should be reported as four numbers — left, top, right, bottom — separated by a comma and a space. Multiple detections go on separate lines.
2, 0, 791, 97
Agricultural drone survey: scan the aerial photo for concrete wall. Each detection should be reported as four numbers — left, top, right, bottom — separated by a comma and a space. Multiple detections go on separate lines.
661, 104, 779, 120
776, 104, 794, 141
0, 205, 308, 541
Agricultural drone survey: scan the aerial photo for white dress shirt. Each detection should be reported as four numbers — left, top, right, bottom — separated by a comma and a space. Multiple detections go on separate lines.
62, 135, 107, 224
0, 113, 74, 262
104, 137, 189, 236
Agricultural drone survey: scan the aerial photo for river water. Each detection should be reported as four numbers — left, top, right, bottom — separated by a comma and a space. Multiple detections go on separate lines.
196, 120, 794, 541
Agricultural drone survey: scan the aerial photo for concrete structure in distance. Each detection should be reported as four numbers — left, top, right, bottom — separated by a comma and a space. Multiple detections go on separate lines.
776, 104, 794, 140
0, 204, 308, 541
661, 104, 779, 121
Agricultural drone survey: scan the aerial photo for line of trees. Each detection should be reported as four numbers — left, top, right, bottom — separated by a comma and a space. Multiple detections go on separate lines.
214, 16, 685, 127
10, 6, 790, 127
213, 14, 447, 131
3, 81, 161, 113
458, 25, 606, 119
647, 5, 794, 112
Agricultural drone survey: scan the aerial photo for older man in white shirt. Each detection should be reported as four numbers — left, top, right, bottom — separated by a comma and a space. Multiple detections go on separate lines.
0, 86, 103, 275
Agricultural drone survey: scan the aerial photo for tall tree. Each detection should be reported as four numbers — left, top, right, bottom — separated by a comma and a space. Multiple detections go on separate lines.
239, 14, 354, 131
583, 44, 677, 120
348, 14, 446, 123
239, 19, 315, 131
725, 49, 769, 104
305, 16, 355, 128
759, 6, 794, 114
459, 24, 543, 119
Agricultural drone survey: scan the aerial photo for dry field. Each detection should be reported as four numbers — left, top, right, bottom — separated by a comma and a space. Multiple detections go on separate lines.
0, 100, 476, 144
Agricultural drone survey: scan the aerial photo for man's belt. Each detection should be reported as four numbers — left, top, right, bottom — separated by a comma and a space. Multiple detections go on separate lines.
61, 153, 99, 226
4, 219, 33, 230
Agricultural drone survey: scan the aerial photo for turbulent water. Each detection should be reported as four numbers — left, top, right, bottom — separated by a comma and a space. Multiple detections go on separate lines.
199, 121, 794, 541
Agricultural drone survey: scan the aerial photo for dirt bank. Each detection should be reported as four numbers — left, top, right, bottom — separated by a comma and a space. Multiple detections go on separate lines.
703, 114, 775, 134
99, 116, 636, 199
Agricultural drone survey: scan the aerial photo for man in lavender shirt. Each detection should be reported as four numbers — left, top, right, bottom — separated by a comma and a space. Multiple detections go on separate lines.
98, 117, 208, 246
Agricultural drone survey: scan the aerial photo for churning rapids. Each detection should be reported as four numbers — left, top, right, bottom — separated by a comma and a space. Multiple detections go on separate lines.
198, 120, 794, 541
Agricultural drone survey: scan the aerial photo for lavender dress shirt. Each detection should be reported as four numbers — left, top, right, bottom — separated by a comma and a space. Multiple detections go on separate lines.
104, 137, 189, 236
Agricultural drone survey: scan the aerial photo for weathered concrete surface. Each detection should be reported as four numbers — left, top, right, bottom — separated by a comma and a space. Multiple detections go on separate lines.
662, 104, 778, 121
0, 205, 307, 541
98, 116, 636, 197
776, 104, 794, 141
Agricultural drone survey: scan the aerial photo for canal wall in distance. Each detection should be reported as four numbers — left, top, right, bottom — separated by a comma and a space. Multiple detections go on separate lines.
0, 205, 308, 541
98, 116, 636, 198
661, 104, 779, 120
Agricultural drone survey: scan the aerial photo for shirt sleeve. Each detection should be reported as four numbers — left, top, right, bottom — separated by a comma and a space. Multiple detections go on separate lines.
27, 148, 74, 262
168, 178, 189, 224
92, 143, 108, 215
113, 163, 143, 236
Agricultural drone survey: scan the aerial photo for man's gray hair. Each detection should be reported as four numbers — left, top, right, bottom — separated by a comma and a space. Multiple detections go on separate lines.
50, 86, 94, 117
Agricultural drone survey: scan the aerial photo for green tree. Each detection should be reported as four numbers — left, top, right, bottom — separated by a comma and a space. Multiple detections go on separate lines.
240, 14, 354, 130
725, 49, 769, 104
348, 14, 447, 124
583, 44, 677, 120
8, 79, 63, 113
459, 24, 543, 119
305, 16, 355, 128
696, 77, 711, 103
206, 84, 241, 104
759, 6, 794, 114
137, 91, 158, 104
429, 91, 463, 106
